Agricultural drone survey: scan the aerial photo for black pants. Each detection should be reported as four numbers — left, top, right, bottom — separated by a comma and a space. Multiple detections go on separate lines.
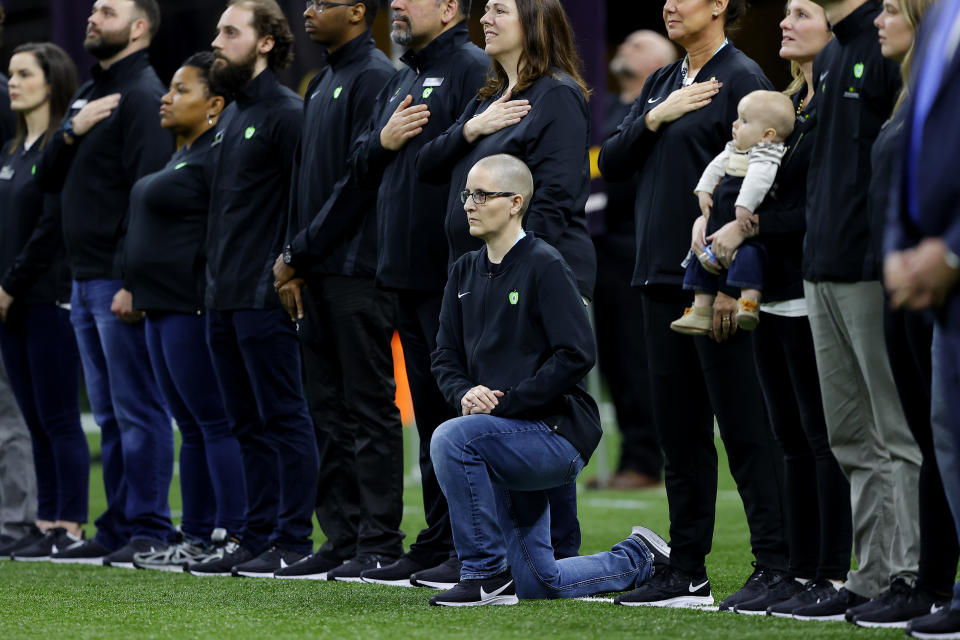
640, 285, 787, 574
592, 234, 661, 477
885, 307, 959, 597
753, 312, 852, 580
300, 276, 404, 560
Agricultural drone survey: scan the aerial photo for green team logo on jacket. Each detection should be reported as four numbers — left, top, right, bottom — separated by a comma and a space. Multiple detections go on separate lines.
244, 126, 256, 139
31, 164, 36, 176
174, 162, 188, 170
422, 87, 434, 99
509, 291, 519, 305
854, 62, 864, 79
333, 85, 343, 99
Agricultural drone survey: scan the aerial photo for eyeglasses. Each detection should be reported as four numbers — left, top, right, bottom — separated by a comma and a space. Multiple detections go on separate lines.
304, 0, 359, 12
460, 190, 517, 205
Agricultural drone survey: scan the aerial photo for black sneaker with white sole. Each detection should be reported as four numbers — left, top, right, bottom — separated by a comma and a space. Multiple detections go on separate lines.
718, 562, 788, 611
274, 551, 342, 580
11, 527, 73, 561
327, 554, 395, 582
410, 556, 461, 590
734, 574, 805, 615
850, 580, 946, 629
766, 579, 838, 617
50, 538, 112, 564
906, 606, 960, 638
792, 586, 869, 621
103, 537, 169, 569
0, 526, 44, 557
614, 565, 713, 608
429, 571, 519, 607
188, 538, 252, 577
630, 526, 670, 567
360, 555, 427, 586
233, 546, 307, 578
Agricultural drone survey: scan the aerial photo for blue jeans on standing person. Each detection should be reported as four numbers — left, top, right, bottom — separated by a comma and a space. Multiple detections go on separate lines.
205, 308, 318, 555
70, 279, 174, 548
0, 304, 88, 523
683, 242, 766, 293
145, 312, 246, 539
430, 414, 654, 599
930, 325, 960, 609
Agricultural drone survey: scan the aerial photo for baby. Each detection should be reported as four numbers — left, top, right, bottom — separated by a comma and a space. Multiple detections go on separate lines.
671, 89, 796, 335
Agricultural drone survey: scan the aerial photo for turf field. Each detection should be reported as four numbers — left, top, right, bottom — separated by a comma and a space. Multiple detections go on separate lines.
0, 430, 904, 639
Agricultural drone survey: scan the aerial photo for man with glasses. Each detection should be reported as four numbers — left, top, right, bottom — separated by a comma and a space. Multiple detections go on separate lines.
270, 0, 401, 581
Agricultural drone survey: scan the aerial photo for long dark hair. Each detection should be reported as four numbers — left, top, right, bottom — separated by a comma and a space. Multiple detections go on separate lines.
8, 43, 78, 154
477, 0, 589, 101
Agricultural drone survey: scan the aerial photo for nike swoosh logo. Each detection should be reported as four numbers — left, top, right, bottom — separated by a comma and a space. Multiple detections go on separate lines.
689, 580, 709, 593
51, 545, 59, 554
458, 292, 470, 299
647, 97, 663, 104
819, 71, 830, 82
480, 580, 513, 600
65, 540, 85, 551
280, 559, 289, 569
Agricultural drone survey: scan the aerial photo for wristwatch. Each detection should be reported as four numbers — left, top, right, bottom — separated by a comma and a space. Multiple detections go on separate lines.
62, 118, 81, 143
282, 244, 295, 266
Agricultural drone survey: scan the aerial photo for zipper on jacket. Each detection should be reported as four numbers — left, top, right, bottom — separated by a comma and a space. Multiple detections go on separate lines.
469, 270, 494, 370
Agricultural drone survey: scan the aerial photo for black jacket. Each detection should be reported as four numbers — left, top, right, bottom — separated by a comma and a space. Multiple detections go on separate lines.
867, 112, 903, 280
0, 139, 71, 306
599, 96, 638, 237
803, 1, 901, 282
598, 44, 771, 289
416, 72, 596, 300
125, 128, 216, 313
206, 69, 302, 310
432, 233, 601, 460
349, 23, 489, 293
0, 74, 14, 148
37, 50, 174, 280
287, 32, 394, 279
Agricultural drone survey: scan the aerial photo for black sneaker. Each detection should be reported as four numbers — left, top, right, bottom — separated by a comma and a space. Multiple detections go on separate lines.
50, 538, 111, 565
614, 565, 713, 608
718, 562, 787, 612
411, 556, 461, 590
11, 527, 71, 562
429, 570, 519, 607
766, 579, 837, 618
188, 537, 252, 577
274, 551, 342, 580
907, 606, 960, 638
327, 553, 395, 582
851, 580, 946, 629
734, 574, 805, 615
361, 554, 427, 587
630, 526, 670, 567
0, 526, 43, 557
792, 585, 869, 621
233, 546, 307, 578
103, 537, 169, 569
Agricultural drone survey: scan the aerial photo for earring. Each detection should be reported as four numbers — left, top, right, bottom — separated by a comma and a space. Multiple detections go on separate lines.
207, 114, 214, 125
713, 11, 719, 17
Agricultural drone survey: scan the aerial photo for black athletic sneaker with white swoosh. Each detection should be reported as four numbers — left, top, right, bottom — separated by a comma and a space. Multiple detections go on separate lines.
614, 565, 714, 608
327, 553, 395, 582
11, 527, 76, 561
429, 570, 519, 607
233, 546, 307, 578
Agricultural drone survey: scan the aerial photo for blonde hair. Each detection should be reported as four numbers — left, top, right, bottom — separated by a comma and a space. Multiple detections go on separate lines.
893, 0, 938, 113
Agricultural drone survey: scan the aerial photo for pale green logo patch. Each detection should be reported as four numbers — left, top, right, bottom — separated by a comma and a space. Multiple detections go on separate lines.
422, 87, 434, 99
244, 126, 256, 140
854, 62, 864, 79
333, 85, 343, 99
31, 164, 36, 176
174, 161, 188, 170
508, 291, 519, 305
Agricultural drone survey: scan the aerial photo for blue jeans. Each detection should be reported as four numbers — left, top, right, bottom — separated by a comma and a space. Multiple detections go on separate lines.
682, 242, 765, 293
431, 414, 653, 599
0, 304, 88, 523
206, 308, 318, 554
931, 325, 960, 609
145, 312, 246, 539
70, 280, 174, 547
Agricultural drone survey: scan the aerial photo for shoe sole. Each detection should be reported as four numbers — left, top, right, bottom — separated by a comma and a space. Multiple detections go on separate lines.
361, 577, 417, 587
768, 610, 796, 618
411, 579, 457, 590
669, 324, 710, 336
854, 620, 910, 629
235, 570, 276, 578
616, 595, 715, 608
134, 562, 187, 573
274, 572, 329, 580
50, 557, 108, 565
629, 526, 670, 562
430, 595, 519, 607
104, 562, 136, 570
792, 613, 846, 621
331, 576, 364, 583
733, 607, 768, 616
11, 555, 52, 562
188, 570, 233, 577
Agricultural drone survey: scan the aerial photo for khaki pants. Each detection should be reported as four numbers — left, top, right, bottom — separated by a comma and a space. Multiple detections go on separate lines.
0, 355, 35, 536
804, 280, 921, 598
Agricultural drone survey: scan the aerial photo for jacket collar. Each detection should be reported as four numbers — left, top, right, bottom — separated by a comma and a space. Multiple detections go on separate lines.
831, 1, 880, 45
327, 30, 376, 71
400, 22, 472, 75
477, 232, 535, 275
237, 68, 280, 106
90, 48, 151, 84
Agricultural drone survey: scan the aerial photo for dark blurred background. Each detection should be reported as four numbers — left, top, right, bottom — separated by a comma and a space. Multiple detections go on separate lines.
0, 0, 793, 143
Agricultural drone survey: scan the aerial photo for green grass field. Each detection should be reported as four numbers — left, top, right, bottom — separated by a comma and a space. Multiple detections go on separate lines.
0, 430, 904, 639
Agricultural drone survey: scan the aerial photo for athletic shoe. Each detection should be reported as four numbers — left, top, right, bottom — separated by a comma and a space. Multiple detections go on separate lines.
614, 565, 713, 608
103, 537, 169, 569
792, 585, 869, 621
11, 527, 71, 561
734, 574, 804, 615
849, 580, 945, 628
735, 298, 760, 331
327, 553, 395, 583
630, 525, 670, 567
233, 546, 307, 578
429, 570, 518, 607
670, 306, 713, 336
50, 538, 111, 565
274, 551, 342, 580
907, 606, 960, 638
718, 562, 788, 611
187, 538, 252, 577
410, 556, 461, 590
767, 579, 837, 618
361, 554, 427, 587
0, 526, 43, 557
133, 532, 210, 572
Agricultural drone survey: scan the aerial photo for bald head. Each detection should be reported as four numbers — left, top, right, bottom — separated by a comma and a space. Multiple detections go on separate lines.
610, 30, 677, 87
470, 154, 535, 217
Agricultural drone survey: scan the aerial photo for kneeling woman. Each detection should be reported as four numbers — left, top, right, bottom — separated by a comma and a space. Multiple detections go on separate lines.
430, 154, 666, 606
123, 52, 246, 570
